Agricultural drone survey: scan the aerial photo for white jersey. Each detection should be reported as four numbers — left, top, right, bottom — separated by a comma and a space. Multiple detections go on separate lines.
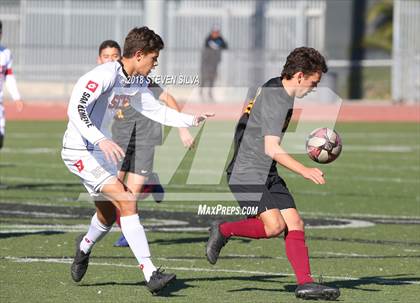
62, 61, 195, 150
0, 45, 21, 104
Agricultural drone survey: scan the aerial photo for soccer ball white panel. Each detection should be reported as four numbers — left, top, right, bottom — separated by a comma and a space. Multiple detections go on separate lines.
307, 137, 326, 147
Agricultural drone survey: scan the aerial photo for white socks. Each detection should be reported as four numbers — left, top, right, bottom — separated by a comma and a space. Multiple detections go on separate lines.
120, 214, 157, 282
80, 213, 111, 254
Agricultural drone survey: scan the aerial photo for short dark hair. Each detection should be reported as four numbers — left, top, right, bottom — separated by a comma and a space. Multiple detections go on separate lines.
98, 40, 121, 55
281, 47, 328, 80
123, 27, 164, 58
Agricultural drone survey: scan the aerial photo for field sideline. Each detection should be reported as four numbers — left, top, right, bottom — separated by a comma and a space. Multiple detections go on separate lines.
0, 120, 419, 302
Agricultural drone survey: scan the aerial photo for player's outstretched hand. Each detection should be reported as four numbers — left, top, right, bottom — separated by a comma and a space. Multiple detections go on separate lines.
301, 167, 325, 184
98, 139, 125, 165
178, 127, 195, 149
194, 113, 215, 126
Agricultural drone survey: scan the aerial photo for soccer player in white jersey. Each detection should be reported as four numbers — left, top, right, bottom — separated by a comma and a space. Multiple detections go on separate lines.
61, 27, 212, 294
0, 21, 23, 149
96, 39, 195, 247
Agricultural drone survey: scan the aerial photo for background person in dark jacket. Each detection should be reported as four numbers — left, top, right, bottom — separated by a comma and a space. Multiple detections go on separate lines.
200, 26, 228, 101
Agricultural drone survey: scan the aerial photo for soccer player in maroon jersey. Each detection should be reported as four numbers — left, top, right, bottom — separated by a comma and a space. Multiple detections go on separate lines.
206, 47, 340, 301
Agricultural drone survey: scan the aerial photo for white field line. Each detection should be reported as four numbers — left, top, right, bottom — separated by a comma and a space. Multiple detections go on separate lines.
1, 143, 419, 156
0, 210, 78, 218
0, 162, 65, 169
3, 256, 420, 285
0, 217, 374, 233
1, 148, 58, 154
299, 211, 420, 220
1, 175, 420, 186
2, 161, 419, 172
0, 200, 419, 221
6, 131, 420, 139
7, 134, 63, 139
0, 218, 374, 232
0, 176, 78, 184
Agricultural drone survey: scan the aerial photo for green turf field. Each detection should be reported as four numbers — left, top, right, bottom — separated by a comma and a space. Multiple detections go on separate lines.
0, 120, 419, 303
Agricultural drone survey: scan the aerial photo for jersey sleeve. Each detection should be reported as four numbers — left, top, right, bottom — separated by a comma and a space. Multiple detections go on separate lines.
3, 49, 21, 101
147, 78, 164, 99
67, 69, 115, 145
260, 88, 290, 137
130, 88, 195, 127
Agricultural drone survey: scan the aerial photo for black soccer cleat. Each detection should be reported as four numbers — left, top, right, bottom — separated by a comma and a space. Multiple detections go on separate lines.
71, 234, 91, 282
295, 282, 340, 301
206, 220, 228, 265
146, 268, 176, 295
149, 173, 165, 203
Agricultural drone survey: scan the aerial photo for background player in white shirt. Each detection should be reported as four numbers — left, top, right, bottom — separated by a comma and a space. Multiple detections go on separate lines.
0, 20, 23, 149
62, 27, 212, 294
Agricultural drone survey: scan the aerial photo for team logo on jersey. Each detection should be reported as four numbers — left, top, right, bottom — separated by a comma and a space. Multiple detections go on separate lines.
109, 95, 130, 109
86, 80, 99, 93
74, 160, 84, 172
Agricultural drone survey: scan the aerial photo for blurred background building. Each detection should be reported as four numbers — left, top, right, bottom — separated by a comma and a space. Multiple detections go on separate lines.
0, 0, 419, 102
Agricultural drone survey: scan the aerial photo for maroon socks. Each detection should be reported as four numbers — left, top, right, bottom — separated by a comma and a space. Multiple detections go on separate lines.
219, 218, 268, 239
219, 219, 314, 285
284, 230, 314, 285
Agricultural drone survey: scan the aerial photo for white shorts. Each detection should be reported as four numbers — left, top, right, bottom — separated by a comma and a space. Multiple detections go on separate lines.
61, 148, 117, 197
0, 103, 5, 136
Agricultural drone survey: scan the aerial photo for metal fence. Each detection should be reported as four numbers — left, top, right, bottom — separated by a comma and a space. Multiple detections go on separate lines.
0, 0, 326, 99
393, 0, 420, 102
2, 0, 418, 101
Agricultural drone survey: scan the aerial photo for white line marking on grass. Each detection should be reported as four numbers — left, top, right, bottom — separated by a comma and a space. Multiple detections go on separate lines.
2, 169, 419, 185
317, 252, 373, 258
8, 134, 63, 139
300, 211, 420, 220
343, 145, 418, 153
333, 163, 420, 172
341, 132, 420, 139
0, 162, 65, 169
1, 148, 58, 154
1, 200, 418, 222
0, 218, 374, 234
3, 256, 420, 285
0, 176, 77, 184
0, 210, 79, 218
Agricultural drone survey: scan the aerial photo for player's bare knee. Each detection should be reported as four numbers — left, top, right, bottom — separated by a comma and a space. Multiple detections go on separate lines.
287, 218, 305, 231
118, 199, 137, 217
265, 221, 286, 237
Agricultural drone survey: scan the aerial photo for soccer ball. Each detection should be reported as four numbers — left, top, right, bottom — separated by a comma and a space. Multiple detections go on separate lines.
306, 128, 342, 164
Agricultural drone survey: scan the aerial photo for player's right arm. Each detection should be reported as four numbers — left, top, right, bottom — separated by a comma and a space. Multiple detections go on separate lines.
67, 70, 124, 164
264, 135, 325, 184
2, 49, 23, 111
259, 86, 324, 184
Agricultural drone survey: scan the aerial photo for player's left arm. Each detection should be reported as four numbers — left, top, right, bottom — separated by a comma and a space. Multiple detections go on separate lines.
159, 90, 194, 148
131, 89, 213, 128
4, 50, 23, 111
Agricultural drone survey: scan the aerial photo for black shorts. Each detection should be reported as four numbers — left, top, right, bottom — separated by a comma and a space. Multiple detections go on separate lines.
227, 172, 296, 216
119, 145, 155, 176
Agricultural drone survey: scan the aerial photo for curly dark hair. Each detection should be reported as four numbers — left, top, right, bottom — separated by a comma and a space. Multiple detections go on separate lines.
281, 47, 328, 80
123, 27, 164, 58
